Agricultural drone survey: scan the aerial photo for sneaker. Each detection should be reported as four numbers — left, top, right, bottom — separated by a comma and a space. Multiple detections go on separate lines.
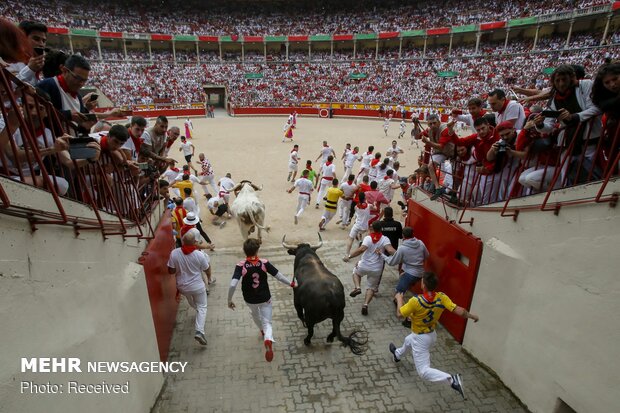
361, 305, 368, 316
389, 343, 401, 363
294, 216, 298, 225
219, 221, 226, 228
264, 340, 274, 362
349, 288, 361, 297
451, 374, 466, 399
315, 204, 319, 209
194, 331, 207, 346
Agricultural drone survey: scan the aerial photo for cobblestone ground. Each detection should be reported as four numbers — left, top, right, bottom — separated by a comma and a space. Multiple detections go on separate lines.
153, 241, 528, 413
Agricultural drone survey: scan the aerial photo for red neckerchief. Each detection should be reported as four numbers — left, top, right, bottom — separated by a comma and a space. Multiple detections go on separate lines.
306, 165, 312, 171
369, 232, 382, 243
357, 202, 367, 209
100, 135, 109, 152
291, 148, 297, 153
57, 75, 77, 98
325, 161, 332, 166
246, 255, 260, 264
370, 159, 380, 167
166, 138, 176, 148
366, 151, 373, 155
497, 99, 509, 114
170, 167, 179, 172
347, 180, 353, 185
129, 130, 142, 153
323, 144, 328, 148
352, 149, 358, 154
181, 245, 198, 255
473, 109, 487, 120
422, 291, 436, 302
554, 87, 574, 102
383, 175, 390, 180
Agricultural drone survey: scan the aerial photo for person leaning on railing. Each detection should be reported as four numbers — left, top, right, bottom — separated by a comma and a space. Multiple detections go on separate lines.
591, 62, 620, 177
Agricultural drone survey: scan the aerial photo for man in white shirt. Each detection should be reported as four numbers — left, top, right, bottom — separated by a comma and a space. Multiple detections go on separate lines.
487, 89, 526, 130
217, 173, 236, 205
337, 174, 357, 228
342, 146, 360, 182
356, 145, 374, 184
398, 120, 406, 139
167, 231, 210, 346
315, 140, 336, 174
388, 140, 404, 162
206, 193, 229, 227
378, 169, 401, 202
343, 221, 396, 316
287, 144, 300, 182
287, 169, 314, 225
315, 155, 336, 208
179, 136, 197, 174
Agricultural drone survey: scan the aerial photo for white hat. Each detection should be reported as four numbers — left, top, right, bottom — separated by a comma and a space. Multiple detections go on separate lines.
183, 212, 200, 226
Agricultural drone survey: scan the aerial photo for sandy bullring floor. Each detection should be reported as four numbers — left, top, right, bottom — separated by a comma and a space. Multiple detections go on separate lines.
167, 113, 424, 249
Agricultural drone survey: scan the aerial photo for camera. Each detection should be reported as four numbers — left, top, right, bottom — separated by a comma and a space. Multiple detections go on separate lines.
497, 139, 508, 153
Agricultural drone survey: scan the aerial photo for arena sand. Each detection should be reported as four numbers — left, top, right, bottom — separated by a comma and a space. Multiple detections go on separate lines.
167, 115, 424, 249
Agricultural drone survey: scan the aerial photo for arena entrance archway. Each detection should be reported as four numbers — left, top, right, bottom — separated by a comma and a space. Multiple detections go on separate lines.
203, 85, 227, 109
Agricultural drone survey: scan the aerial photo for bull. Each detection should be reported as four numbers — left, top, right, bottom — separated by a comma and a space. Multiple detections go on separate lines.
282, 234, 367, 355
230, 180, 270, 241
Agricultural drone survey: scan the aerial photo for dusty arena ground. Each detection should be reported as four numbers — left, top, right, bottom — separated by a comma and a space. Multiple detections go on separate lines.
166, 113, 422, 249
153, 114, 528, 413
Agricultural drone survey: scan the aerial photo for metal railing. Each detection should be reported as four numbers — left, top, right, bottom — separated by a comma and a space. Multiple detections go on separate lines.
414, 119, 619, 223
0, 68, 159, 239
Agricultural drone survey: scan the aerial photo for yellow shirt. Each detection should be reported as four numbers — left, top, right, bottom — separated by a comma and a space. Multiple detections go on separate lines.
172, 181, 193, 199
324, 187, 344, 211
400, 292, 457, 334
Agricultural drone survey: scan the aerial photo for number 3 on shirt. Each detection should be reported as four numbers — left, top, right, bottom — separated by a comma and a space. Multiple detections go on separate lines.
252, 273, 260, 289
422, 310, 435, 324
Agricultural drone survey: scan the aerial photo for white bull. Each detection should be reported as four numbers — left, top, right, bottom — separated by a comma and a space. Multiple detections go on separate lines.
230, 181, 270, 241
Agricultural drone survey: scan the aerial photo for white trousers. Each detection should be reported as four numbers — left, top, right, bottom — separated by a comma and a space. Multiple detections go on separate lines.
182, 288, 208, 334
342, 166, 353, 182
518, 166, 558, 192
296, 195, 310, 217
247, 300, 273, 342
395, 331, 451, 383
321, 209, 337, 227
339, 199, 353, 225
200, 175, 218, 196
316, 179, 331, 204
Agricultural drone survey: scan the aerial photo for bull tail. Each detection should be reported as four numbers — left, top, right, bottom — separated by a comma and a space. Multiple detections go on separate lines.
338, 330, 368, 355
248, 210, 270, 233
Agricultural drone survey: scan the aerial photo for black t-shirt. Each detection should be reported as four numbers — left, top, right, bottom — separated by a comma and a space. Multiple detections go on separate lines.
233, 258, 279, 304
380, 218, 403, 249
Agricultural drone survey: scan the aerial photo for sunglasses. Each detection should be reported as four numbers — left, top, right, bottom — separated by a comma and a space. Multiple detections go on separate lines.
66, 68, 88, 83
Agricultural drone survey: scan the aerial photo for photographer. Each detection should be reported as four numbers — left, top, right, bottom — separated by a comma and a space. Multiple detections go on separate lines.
16, 21, 47, 85
486, 121, 521, 201
535, 65, 602, 185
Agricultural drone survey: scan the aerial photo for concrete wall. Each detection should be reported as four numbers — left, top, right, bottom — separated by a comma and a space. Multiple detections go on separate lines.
0, 178, 164, 413
414, 179, 620, 413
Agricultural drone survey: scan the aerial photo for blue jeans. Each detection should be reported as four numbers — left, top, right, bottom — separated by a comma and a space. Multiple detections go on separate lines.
395, 272, 421, 294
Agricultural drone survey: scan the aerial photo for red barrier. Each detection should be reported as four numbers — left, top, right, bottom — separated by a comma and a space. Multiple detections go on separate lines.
233, 107, 319, 116
132, 108, 206, 118
141, 212, 179, 361
405, 200, 483, 343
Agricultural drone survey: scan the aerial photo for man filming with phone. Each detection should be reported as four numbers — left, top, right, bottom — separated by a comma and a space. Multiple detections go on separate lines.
14, 21, 48, 85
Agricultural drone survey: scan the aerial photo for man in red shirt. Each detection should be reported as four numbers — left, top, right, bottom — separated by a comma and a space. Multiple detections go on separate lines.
413, 115, 455, 198
364, 181, 389, 225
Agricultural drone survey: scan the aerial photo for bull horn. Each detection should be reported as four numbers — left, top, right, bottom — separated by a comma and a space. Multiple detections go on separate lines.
309, 232, 323, 250
281, 235, 296, 250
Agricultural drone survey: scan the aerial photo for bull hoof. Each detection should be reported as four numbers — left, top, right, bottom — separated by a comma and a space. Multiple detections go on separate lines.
304, 338, 311, 346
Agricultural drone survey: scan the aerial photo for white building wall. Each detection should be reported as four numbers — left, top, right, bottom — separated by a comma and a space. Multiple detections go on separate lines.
0, 178, 164, 413
414, 179, 620, 413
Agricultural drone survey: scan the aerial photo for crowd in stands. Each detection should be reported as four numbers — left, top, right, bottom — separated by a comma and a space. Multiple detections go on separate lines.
87, 46, 617, 107
0, 0, 613, 36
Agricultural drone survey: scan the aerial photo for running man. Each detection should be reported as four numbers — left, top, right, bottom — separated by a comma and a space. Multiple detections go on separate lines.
197, 153, 218, 196
383, 116, 391, 137
287, 144, 300, 182
179, 136, 198, 174
315, 140, 336, 175
287, 169, 314, 225
342, 146, 360, 182
217, 173, 236, 206
389, 272, 479, 400
337, 174, 357, 229
228, 238, 295, 362
398, 120, 406, 139
315, 155, 336, 208
356, 145, 374, 184
319, 178, 343, 231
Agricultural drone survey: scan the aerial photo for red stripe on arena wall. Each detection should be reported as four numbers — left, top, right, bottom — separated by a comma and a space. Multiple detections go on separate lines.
151, 34, 173, 41
243, 36, 264, 43
198, 36, 219, 42
480, 21, 506, 31
426, 27, 451, 36
379, 31, 399, 39
99, 31, 123, 39
288, 35, 309, 42
333, 34, 354, 41
48, 27, 69, 34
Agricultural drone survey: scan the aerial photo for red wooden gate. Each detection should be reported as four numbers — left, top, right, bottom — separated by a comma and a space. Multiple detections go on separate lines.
405, 200, 483, 343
